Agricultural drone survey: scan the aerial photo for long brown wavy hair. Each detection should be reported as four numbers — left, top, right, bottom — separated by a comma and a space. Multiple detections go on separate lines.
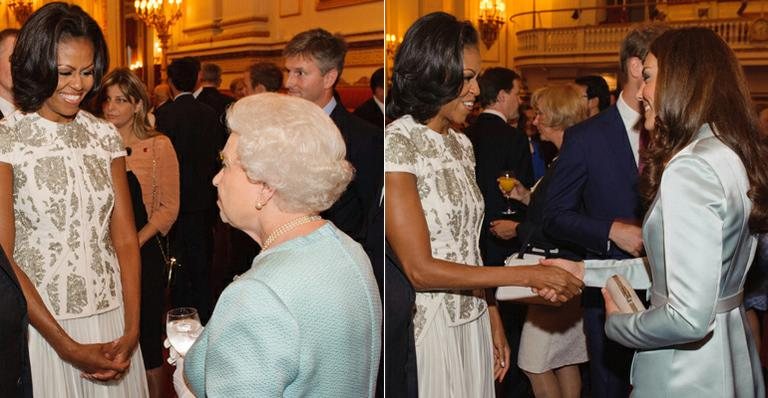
638, 27, 768, 233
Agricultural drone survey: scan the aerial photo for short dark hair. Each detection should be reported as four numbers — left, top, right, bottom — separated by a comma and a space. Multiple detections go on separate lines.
388, 12, 479, 123
201, 63, 222, 85
370, 67, 384, 92
12, 2, 108, 112
247, 62, 283, 92
619, 24, 668, 84
477, 67, 520, 108
575, 75, 610, 111
167, 57, 200, 92
284, 28, 347, 77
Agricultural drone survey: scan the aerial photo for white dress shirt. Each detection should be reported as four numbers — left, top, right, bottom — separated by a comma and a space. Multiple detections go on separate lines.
616, 91, 641, 166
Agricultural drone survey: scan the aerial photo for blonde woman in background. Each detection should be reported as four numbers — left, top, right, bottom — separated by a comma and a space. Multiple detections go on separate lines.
493, 84, 589, 398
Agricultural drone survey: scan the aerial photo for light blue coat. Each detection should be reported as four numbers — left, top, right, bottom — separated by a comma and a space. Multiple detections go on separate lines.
584, 125, 764, 397
184, 223, 382, 397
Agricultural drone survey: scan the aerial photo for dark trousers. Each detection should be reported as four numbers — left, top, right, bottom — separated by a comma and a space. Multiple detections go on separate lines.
170, 210, 214, 324
582, 288, 633, 398
384, 247, 418, 397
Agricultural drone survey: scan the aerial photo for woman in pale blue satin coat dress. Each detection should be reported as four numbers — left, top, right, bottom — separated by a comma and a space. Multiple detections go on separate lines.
546, 28, 768, 397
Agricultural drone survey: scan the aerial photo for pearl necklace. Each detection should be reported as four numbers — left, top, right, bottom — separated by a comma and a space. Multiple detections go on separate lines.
262, 215, 322, 250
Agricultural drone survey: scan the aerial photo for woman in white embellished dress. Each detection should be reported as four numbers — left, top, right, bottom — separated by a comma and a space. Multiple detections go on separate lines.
0, 3, 147, 396
385, 12, 584, 397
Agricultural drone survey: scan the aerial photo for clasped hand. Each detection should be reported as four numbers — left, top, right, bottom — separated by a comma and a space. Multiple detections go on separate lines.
76, 334, 137, 381
529, 259, 585, 303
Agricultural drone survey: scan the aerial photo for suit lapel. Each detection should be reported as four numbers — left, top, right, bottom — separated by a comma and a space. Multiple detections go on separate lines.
604, 106, 638, 177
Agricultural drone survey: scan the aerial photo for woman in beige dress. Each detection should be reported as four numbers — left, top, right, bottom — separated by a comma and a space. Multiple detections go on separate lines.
493, 84, 589, 398
99, 67, 180, 398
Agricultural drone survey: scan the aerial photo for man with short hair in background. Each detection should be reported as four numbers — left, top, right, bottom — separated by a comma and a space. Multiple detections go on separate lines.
354, 66, 385, 127
244, 61, 283, 95
283, 28, 382, 245
195, 63, 233, 151
155, 57, 220, 324
575, 75, 611, 117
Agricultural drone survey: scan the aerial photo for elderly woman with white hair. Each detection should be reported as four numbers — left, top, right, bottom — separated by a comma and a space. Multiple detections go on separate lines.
173, 93, 382, 397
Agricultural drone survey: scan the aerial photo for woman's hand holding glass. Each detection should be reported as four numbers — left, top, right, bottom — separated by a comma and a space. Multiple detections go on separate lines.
167, 307, 203, 357
497, 171, 523, 214
497, 173, 531, 206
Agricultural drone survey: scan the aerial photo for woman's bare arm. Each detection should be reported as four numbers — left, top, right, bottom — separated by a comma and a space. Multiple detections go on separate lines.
385, 171, 582, 298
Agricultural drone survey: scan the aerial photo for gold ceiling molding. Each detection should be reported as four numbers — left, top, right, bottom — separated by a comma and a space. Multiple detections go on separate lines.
183, 15, 269, 34
316, 0, 379, 11
344, 47, 383, 67
178, 29, 271, 46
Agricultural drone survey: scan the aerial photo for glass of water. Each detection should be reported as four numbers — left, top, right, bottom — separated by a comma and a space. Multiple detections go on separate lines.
166, 307, 202, 356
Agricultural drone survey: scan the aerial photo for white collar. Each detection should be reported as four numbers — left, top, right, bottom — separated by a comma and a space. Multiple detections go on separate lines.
374, 96, 384, 113
321, 97, 337, 116
173, 92, 192, 100
481, 108, 507, 122
616, 91, 642, 165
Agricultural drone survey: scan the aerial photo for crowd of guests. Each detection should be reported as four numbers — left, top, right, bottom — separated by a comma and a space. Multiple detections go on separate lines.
0, 2, 382, 397
3, 2, 768, 398
385, 11, 768, 398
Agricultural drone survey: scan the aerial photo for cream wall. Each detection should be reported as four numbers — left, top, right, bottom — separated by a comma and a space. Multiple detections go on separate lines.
168, 0, 384, 89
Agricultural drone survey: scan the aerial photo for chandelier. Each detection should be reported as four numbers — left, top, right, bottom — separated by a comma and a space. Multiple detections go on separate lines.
134, 0, 182, 76
134, 0, 183, 42
8, 0, 33, 25
385, 34, 401, 58
478, 0, 506, 49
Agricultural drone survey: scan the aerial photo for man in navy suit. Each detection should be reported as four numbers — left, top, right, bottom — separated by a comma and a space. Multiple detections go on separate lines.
542, 25, 667, 398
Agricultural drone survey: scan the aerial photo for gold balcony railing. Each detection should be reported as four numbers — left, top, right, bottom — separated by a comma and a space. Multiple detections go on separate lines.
515, 18, 768, 67
509, 0, 768, 68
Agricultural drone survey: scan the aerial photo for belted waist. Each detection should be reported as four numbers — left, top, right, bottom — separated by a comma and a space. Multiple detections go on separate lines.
650, 290, 743, 313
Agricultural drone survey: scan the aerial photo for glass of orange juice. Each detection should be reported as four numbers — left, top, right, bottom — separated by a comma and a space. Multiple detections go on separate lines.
497, 170, 517, 215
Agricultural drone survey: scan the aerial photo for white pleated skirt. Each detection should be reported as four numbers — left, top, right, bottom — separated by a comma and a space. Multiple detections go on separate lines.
28, 307, 149, 398
416, 307, 494, 398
